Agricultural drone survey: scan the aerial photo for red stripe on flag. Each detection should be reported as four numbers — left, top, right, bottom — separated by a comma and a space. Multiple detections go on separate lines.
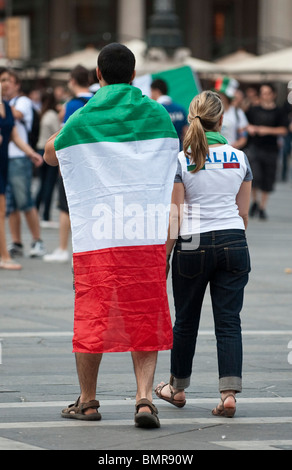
72, 244, 173, 353
224, 163, 240, 169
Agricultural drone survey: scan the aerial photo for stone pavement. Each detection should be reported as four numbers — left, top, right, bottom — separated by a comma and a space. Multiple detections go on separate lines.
0, 181, 292, 452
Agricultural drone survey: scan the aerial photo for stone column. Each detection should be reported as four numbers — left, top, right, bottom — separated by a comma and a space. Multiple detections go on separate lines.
258, 0, 292, 53
117, 0, 145, 42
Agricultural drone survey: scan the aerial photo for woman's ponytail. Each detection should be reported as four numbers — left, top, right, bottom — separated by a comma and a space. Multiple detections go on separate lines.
184, 91, 224, 173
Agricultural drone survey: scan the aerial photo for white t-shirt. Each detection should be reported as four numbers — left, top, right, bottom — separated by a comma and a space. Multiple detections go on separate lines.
221, 106, 248, 145
37, 109, 60, 149
175, 145, 253, 235
8, 95, 33, 158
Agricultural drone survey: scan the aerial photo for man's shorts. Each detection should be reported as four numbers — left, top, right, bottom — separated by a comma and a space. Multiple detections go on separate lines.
6, 157, 34, 215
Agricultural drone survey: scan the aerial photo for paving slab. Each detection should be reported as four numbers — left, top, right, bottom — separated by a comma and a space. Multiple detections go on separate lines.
0, 181, 291, 451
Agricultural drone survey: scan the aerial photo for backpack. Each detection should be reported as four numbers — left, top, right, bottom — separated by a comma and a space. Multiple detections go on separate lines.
26, 107, 40, 150
14, 96, 40, 150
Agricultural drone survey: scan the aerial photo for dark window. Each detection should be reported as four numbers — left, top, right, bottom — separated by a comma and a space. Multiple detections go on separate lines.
74, 0, 118, 49
212, 0, 235, 58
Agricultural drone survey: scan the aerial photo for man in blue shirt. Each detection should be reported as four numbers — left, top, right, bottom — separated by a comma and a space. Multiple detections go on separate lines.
151, 79, 188, 150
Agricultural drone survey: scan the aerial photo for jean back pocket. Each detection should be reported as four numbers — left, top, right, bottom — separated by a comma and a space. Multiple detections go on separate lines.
224, 246, 251, 274
177, 250, 205, 279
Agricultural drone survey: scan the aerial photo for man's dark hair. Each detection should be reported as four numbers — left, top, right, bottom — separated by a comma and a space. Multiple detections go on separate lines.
7, 68, 22, 86
0, 66, 7, 76
97, 43, 135, 85
70, 65, 89, 87
151, 79, 168, 96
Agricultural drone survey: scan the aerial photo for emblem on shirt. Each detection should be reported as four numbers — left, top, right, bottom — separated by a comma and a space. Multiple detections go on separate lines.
187, 151, 241, 172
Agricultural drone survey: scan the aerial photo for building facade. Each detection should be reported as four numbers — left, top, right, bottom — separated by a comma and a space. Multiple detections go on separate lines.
0, 0, 292, 65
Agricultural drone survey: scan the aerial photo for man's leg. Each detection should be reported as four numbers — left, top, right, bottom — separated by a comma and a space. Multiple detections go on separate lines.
24, 207, 41, 241
0, 196, 14, 261
75, 352, 103, 414
9, 210, 22, 244
132, 351, 158, 412
59, 210, 71, 251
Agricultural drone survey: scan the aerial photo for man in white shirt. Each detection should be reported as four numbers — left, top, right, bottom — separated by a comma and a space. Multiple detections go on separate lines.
4, 69, 45, 258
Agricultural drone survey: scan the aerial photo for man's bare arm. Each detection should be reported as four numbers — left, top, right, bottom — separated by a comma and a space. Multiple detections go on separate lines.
44, 131, 60, 166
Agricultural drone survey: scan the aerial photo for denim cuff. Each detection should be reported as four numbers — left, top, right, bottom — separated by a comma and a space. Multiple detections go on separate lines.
170, 374, 191, 390
219, 376, 242, 393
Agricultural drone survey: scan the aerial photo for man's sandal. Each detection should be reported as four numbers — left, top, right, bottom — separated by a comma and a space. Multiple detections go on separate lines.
134, 399, 160, 428
61, 396, 101, 421
212, 394, 236, 418
155, 383, 186, 408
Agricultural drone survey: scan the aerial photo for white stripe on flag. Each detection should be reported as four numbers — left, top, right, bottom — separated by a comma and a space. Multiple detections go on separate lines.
57, 138, 178, 253
205, 163, 223, 170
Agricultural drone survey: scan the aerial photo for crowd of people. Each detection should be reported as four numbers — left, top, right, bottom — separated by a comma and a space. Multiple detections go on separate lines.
0, 64, 291, 271
0, 65, 96, 269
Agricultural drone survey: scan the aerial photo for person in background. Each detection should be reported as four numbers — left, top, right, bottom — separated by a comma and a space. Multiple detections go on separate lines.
151, 78, 188, 150
281, 90, 292, 182
43, 65, 93, 263
155, 90, 252, 418
214, 77, 249, 150
28, 88, 42, 113
241, 85, 260, 112
0, 69, 42, 269
2, 68, 45, 259
53, 85, 69, 122
35, 89, 61, 227
246, 83, 288, 220
88, 68, 100, 94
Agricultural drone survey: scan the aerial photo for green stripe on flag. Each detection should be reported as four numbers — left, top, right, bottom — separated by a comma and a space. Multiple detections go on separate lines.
55, 84, 178, 151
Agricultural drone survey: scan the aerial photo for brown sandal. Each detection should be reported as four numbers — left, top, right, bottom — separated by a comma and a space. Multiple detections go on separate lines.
61, 396, 101, 421
135, 399, 160, 428
212, 394, 236, 418
155, 383, 186, 408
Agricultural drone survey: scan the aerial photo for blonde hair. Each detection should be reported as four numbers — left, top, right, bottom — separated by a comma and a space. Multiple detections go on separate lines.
183, 90, 224, 173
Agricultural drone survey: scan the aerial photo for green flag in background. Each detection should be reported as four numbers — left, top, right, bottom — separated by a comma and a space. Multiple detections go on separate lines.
133, 65, 201, 112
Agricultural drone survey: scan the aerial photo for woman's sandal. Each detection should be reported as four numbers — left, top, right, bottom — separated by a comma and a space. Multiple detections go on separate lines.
212, 393, 237, 418
61, 396, 101, 421
134, 399, 160, 428
155, 383, 186, 408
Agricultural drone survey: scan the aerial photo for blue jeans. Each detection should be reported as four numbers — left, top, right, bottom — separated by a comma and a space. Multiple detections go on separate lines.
170, 229, 251, 393
35, 150, 59, 221
6, 157, 34, 214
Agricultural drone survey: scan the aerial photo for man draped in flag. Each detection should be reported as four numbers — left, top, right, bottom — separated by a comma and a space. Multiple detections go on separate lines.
44, 43, 179, 428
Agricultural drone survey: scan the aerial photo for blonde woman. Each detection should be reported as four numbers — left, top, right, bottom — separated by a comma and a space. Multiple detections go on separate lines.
155, 91, 252, 418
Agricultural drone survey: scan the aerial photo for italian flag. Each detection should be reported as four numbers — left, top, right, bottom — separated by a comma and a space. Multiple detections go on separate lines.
133, 65, 201, 111
55, 84, 179, 354
214, 77, 239, 98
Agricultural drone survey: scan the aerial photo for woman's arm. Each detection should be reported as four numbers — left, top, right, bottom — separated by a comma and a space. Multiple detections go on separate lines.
236, 181, 252, 229
166, 182, 185, 276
